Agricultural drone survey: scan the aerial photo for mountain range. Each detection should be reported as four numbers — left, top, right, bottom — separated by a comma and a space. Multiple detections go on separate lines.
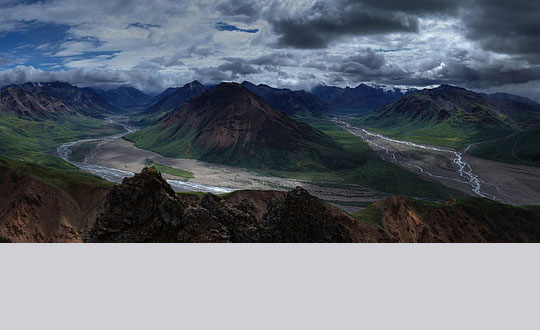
1, 82, 115, 119
356, 84, 540, 148
1, 78, 540, 243
241, 81, 329, 117
141, 80, 413, 118
93, 86, 153, 110
312, 83, 414, 113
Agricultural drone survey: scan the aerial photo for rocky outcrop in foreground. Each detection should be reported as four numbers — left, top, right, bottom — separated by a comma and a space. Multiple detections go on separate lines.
85, 168, 376, 242
2, 165, 540, 243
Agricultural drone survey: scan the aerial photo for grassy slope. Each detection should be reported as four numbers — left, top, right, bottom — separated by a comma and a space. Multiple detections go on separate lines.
0, 113, 124, 193
127, 114, 462, 200
468, 127, 540, 166
145, 159, 194, 179
0, 156, 112, 193
0, 113, 124, 169
350, 114, 515, 150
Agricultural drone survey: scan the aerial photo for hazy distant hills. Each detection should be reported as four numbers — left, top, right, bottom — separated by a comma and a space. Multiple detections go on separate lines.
93, 86, 152, 110
241, 81, 329, 117
145, 80, 330, 118
356, 84, 540, 148
141, 80, 419, 117
312, 83, 414, 113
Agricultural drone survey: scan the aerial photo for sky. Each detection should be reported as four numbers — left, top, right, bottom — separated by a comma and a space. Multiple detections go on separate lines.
0, 0, 539, 100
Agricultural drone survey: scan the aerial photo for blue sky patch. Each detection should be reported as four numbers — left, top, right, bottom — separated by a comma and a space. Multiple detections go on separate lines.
215, 22, 258, 34
0, 22, 119, 70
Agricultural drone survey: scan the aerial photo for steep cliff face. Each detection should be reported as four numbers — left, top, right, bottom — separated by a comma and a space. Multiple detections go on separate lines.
85, 168, 258, 242
362, 196, 540, 243
0, 167, 108, 242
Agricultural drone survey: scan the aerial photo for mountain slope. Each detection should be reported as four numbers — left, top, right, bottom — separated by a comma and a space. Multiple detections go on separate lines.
0, 86, 79, 120
241, 81, 329, 117
468, 127, 540, 166
130, 82, 348, 170
0, 158, 110, 242
353, 196, 540, 242
14, 82, 115, 117
145, 80, 207, 114
355, 85, 540, 148
312, 83, 410, 113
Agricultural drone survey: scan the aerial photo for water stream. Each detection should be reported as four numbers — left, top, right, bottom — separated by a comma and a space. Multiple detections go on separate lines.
334, 118, 498, 200
56, 116, 236, 194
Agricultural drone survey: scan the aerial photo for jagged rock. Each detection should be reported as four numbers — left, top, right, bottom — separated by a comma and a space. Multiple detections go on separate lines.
85, 168, 265, 242
3, 164, 540, 243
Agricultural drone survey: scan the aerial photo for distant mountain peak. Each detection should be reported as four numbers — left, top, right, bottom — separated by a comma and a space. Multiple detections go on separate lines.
144, 80, 208, 114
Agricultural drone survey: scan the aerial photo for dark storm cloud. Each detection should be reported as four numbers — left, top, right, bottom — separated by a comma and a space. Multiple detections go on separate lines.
271, 1, 420, 49
248, 52, 296, 67
217, 0, 259, 22
359, 0, 460, 14
326, 49, 404, 81
342, 49, 385, 70
268, 0, 465, 49
218, 58, 261, 75
437, 61, 540, 88
462, 0, 540, 58
193, 67, 232, 82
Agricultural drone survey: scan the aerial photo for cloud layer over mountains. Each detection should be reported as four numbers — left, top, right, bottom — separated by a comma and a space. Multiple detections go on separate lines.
0, 0, 539, 99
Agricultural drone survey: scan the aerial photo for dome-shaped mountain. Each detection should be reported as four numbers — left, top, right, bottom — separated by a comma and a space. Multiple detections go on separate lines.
128, 83, 350, 170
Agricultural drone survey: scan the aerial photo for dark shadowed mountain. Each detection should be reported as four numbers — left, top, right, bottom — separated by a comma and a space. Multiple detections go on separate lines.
129, 82, 346, 170
312, 83, 413, 113
145, 80, 207, 114
241, 81, 329, 117
366, 85, 539, 127
94, 86, 152, 110
485, 92, 540, 125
